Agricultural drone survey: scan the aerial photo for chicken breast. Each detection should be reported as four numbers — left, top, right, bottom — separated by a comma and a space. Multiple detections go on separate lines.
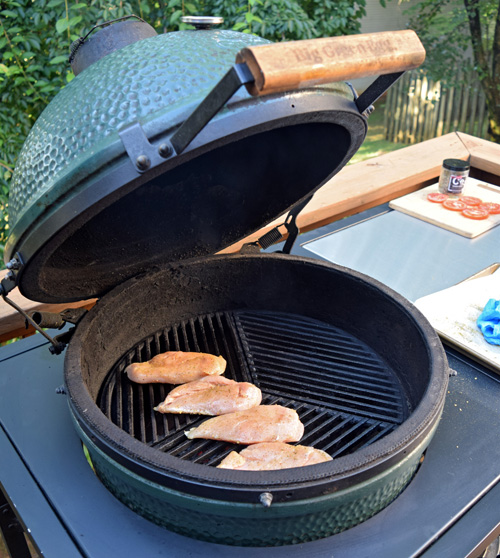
154, 376, 262, 415
125, 351, 226, 384
217, 442, 332, 471
185, 405, 304, 444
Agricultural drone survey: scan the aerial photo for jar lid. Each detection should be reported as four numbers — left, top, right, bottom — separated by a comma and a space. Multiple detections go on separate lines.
443, 158, 470, 172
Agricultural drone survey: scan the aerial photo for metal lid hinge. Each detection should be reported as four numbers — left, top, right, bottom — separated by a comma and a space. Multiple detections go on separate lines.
1, 294, 67, 354
119, 121, 175, 174
240, 196, 311, 255
1, 254, 88, 354
119, 62, 254, 174
0, 253, 24, 297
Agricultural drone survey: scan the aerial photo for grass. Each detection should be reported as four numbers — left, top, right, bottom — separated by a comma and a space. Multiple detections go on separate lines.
349, 100, 407, 165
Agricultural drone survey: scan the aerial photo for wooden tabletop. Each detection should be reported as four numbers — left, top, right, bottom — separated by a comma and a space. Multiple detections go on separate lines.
1, 131, 499, 343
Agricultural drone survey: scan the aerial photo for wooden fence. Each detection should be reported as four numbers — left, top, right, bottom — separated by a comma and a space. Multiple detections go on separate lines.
383, 69, 489, 144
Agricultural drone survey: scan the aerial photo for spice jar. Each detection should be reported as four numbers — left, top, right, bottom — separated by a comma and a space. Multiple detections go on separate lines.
438, 158, 470, 195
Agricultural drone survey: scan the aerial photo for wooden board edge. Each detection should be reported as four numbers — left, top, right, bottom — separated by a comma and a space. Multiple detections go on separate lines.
456, 132, 500, 176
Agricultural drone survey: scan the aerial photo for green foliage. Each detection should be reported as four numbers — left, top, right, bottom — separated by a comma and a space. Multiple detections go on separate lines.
303, 0, 366, 37
404, 0, 476, 83
174, 0, 366, 39
404, 0, 500, 141
0, 0, 367, 265
402, 0, 500, 93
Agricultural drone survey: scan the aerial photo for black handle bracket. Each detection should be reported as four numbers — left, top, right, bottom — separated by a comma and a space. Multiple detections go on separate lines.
354, 71, 405, 116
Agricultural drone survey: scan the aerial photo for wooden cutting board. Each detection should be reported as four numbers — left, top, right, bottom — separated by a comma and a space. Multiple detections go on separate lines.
389, 177, 500, 238
414, 264, 500, 373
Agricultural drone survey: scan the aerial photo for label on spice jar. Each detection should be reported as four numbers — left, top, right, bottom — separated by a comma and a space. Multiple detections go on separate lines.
439, 170, 468, 195
447, 174, 467, 194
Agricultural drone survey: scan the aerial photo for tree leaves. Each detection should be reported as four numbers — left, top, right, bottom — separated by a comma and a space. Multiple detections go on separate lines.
55, 18, 69, 34
56, 16, 84, 34
406, 0, 500, 141
49, 55, 68, 65
407, 0, 498, 84
0, 10, 18, 18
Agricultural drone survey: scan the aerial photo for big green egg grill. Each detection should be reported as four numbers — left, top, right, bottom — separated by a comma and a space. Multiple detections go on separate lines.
2, 18, 449, 546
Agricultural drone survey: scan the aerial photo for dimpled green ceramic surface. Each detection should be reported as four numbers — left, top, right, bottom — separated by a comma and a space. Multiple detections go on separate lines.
8, 30, 270, 230
76, 421, 427, 546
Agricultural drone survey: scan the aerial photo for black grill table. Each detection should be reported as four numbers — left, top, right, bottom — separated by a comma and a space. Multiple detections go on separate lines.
2, 205, 500, 557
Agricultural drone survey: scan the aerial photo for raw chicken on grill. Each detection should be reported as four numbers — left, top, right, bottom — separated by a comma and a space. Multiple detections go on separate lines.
185, 405, 304, 444
154, 376, 262, 415
125, 351, 226, 384
217, 442, 332, 470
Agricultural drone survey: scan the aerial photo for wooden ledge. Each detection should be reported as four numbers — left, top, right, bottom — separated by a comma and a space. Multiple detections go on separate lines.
1, 132, 499, 342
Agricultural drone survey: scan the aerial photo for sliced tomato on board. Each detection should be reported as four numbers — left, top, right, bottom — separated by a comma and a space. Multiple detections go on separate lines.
459, 196, 483, 206
427, 192, 448, 203
442, 198, 467, 211
479, 202, 500, 214
462, 207, 490, 220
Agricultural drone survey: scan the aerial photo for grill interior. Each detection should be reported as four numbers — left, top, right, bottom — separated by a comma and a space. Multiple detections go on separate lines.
98, 310, 411, 467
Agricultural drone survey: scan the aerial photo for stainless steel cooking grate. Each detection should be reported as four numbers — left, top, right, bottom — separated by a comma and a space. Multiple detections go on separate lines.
97, 310, 410, 466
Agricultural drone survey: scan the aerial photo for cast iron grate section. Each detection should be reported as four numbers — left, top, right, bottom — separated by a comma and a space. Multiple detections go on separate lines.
234, 310, 409, 423
97, 310, 409, 467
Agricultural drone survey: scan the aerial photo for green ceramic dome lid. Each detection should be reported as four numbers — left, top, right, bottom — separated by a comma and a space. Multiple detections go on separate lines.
5, 27, 365, 303
8, 29, 271, 231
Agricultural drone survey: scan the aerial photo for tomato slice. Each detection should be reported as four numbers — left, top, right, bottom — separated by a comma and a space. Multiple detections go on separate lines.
460, 196, 483, 206
462, 207, 489, 220
443, 199, 467, 211
479, 202, 500, 214
427, 192, 448, 203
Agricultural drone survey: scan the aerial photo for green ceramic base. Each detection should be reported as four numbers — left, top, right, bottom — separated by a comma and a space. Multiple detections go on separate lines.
76, 420, 431, 547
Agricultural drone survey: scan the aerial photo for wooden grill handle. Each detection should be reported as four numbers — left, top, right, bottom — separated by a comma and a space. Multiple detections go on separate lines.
236, 30, 425, 96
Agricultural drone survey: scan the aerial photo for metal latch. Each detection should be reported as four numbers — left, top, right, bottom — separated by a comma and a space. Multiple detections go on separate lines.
241, 196, 311, 255
0, 254, 23, 297
0, 254, 87, 354
28, 307, 89, 354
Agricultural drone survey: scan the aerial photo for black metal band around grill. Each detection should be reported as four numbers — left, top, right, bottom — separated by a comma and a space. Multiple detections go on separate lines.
98, 310, 410, 467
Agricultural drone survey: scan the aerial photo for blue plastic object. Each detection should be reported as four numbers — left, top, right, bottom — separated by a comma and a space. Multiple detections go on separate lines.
477, 299, 500, 346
